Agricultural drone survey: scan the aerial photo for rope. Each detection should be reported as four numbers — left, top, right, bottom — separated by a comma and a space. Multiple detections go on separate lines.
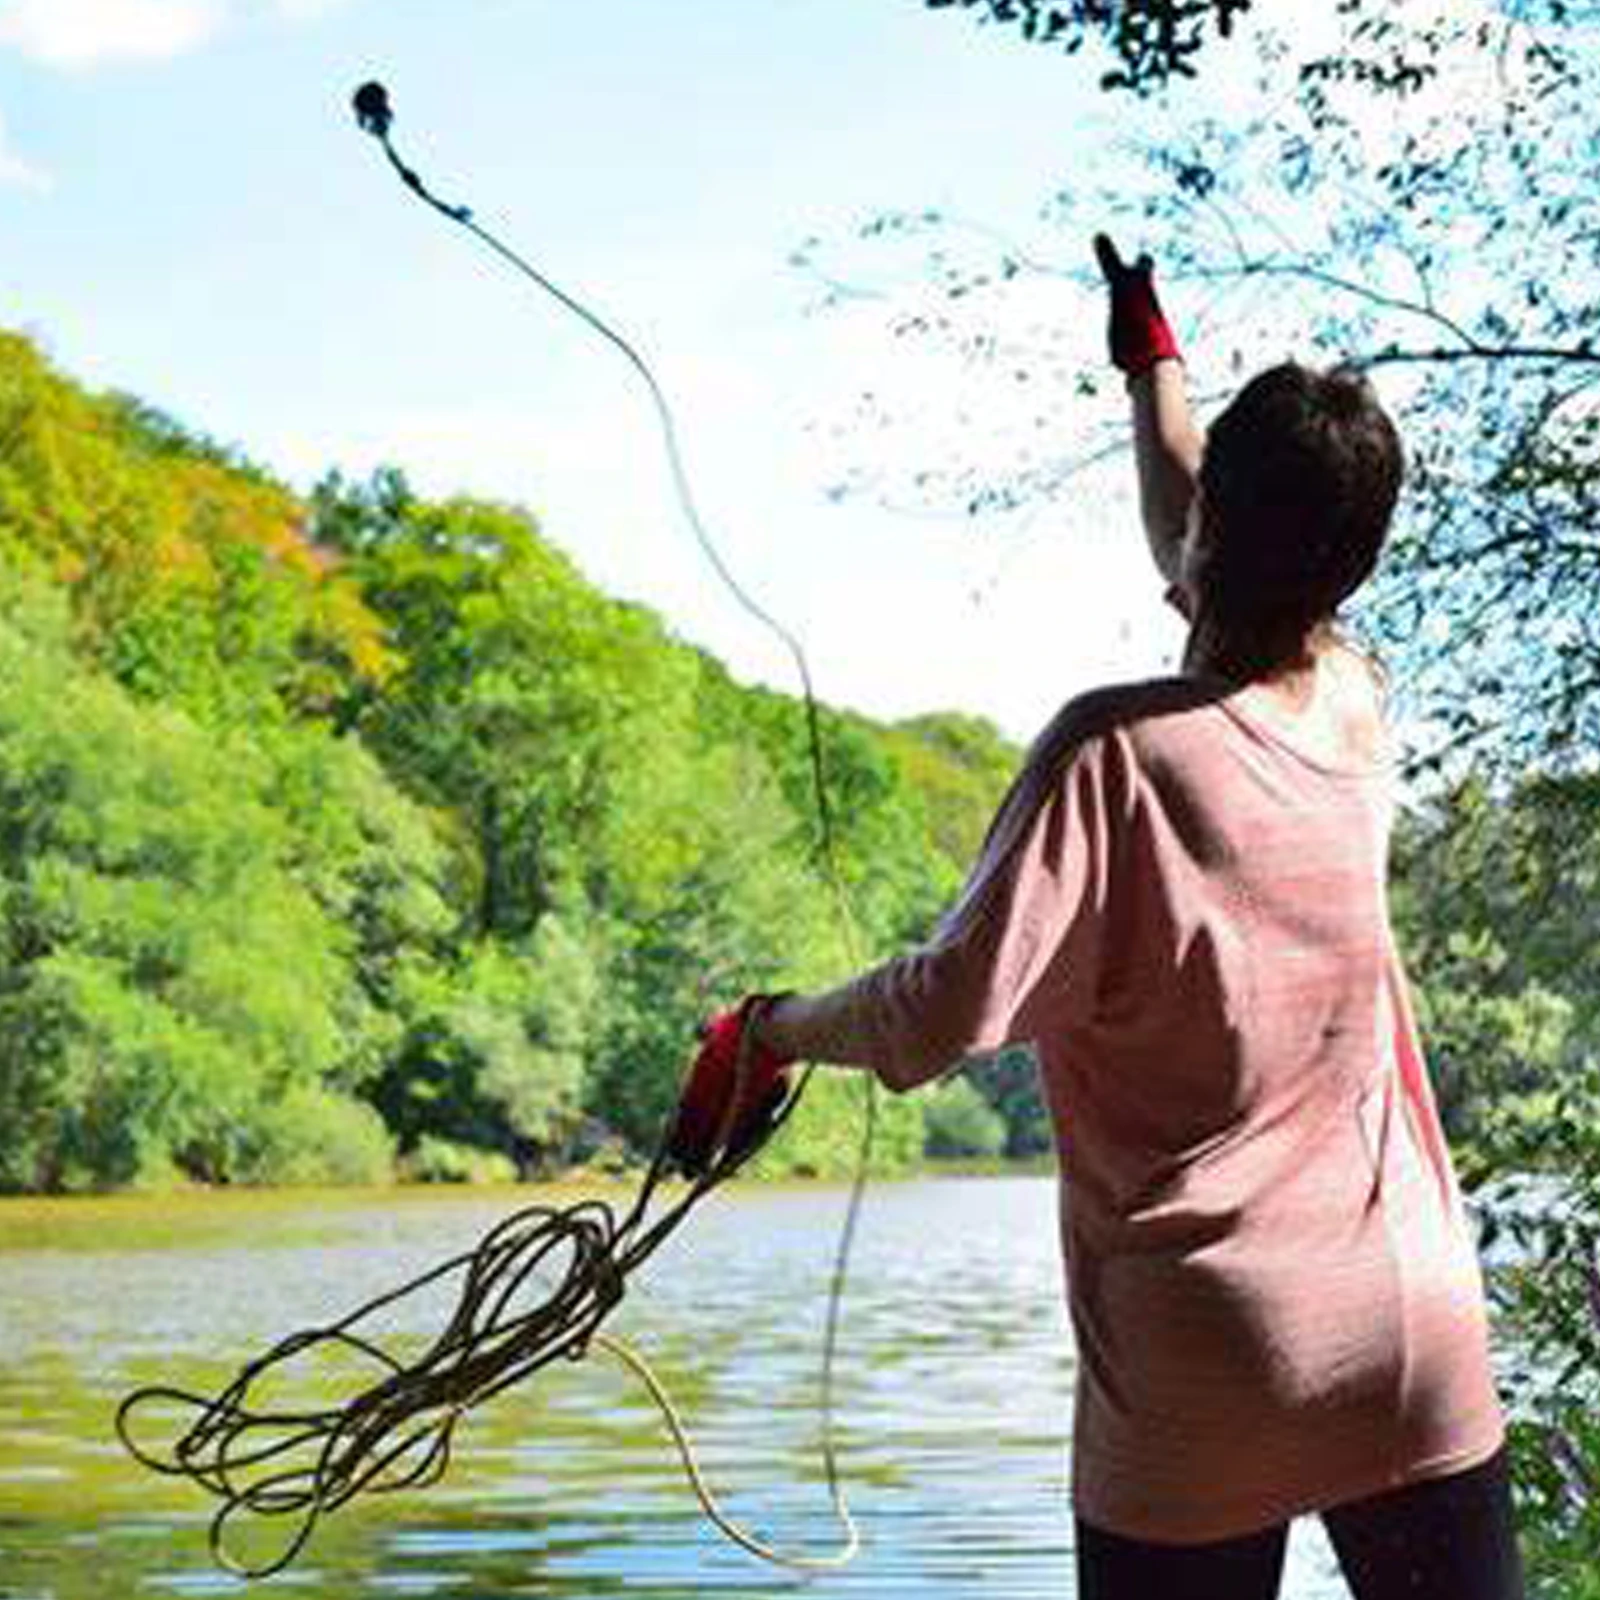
115, 1046, 857, 1577
595, 1330, 858, 1571
116, 81, 874, 1580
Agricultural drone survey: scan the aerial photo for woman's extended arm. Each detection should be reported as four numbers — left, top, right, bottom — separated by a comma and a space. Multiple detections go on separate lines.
754, 988, 876, 1070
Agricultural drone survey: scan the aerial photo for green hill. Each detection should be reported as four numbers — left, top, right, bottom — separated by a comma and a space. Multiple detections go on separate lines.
0, 328, 1022, 1192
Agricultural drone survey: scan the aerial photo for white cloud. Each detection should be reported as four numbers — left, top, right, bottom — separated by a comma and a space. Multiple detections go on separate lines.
0, 0, 225, 70
0, 0, 356, 72
0, 106, 48, 190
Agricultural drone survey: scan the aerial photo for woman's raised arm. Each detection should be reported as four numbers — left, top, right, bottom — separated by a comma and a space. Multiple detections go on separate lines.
1094, 234, 1202, 605
1128, 361, 1202, 594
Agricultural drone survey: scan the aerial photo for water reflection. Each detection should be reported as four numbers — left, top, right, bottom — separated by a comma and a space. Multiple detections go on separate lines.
0, 1178, 1351, 1597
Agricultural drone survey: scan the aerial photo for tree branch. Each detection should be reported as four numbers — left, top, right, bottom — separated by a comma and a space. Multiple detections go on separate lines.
1175, 259, 1483, 350
1361, 343, 1600, 371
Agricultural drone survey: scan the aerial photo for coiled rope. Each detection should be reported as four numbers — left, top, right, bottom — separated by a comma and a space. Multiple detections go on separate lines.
116, 80, 873, 1579
115, 1067, 852, 1576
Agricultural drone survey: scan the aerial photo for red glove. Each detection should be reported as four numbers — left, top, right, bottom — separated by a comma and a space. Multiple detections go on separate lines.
666, 996, 794, 1178
1093, 233, 1182, 377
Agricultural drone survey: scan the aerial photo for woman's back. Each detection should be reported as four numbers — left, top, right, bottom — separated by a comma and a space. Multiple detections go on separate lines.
1020, 675, 1504, 1545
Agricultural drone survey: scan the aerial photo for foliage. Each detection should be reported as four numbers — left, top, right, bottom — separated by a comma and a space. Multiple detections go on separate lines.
1141, 2, 1600, 777
1390, 778, 1592, 1159
922, 0, 1255, 92
965, 1045, 1053, 1157
1389, 769, 1600, 1586
0, 570, 375, 1189
371, 926, 600, 1172
816, 4, 1600, 777
239, 1085, 396, 1187
401, 1135, 519, 1186
727, 683, 960, 949
922, 1073, 1008, 1158
0, 332, 392, 728
584, 758, 843, 1158
242, 719, 463, 1091
754, 1071, 927, 1179
310, 473, 936, 1168
317, 477, 791, 928
0, 330, 1033, 1190
880, 712, 1018, 866
1473, 1060, 1600, 1597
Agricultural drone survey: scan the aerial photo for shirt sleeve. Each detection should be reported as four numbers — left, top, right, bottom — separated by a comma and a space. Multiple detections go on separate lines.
826, 725, 1128, 1091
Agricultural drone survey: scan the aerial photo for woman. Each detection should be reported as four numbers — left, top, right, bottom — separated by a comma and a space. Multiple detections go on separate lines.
678, 236, 1526, 1600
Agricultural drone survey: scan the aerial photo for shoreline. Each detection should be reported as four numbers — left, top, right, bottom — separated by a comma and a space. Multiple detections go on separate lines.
0, 1156, 1061, 1234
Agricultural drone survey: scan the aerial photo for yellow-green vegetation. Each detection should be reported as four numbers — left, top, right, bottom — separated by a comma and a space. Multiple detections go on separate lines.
0, 328, 1023, 1194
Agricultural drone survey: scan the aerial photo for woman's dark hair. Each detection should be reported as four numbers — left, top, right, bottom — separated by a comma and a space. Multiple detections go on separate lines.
1193, 362, 1403, 680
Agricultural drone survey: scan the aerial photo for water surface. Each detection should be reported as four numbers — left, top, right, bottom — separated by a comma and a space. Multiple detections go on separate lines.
0, 1177, 1354, 1597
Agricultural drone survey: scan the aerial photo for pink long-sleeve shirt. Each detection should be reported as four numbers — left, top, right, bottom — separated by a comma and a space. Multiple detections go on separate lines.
829, 675, 1505, 1543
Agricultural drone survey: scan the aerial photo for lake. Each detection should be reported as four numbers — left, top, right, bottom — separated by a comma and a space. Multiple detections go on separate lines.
0, 1176, 1368, 1598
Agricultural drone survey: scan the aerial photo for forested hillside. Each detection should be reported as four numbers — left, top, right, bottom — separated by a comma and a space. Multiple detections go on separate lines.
0, 328, 1018, 1192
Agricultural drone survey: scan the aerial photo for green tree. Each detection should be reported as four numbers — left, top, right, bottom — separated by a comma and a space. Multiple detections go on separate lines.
0, 330, 391, 731
882, 711, 1018, 866
0, 350, 1027, 1195
922, 1074, 1008, 1158
729, 685, 960, 950
315, 473, 997, 1172
0, 574, 380, 1188
588, 753, 929, 1176
373, 915, 601, 1175
315, 479, 706, 935
814, 5, 1600, 773
1391, 778, 1595, 1160
965, 1046, 1053, 1158
923, 0, 1256, 91
1389, 771, 1600, 1591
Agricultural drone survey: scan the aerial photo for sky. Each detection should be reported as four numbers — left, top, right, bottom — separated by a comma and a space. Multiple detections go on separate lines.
0, 0, 1261, 741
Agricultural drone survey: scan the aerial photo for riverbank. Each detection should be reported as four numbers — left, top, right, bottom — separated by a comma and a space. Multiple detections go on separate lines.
0, 1150, 1060, 1212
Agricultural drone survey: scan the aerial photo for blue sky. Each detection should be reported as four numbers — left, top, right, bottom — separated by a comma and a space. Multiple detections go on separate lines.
0, 0, 1230, 739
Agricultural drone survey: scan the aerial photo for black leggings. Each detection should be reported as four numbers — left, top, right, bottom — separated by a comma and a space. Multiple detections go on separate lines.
1075, 1446, 1526, 1600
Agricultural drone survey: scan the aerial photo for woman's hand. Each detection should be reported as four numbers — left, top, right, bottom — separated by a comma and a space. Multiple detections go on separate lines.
1094, 232, 1183, 378
666, 997, 794, 1177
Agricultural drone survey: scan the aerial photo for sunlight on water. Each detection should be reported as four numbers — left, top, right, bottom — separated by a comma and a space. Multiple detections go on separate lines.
0, 1178, 1352, 1598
